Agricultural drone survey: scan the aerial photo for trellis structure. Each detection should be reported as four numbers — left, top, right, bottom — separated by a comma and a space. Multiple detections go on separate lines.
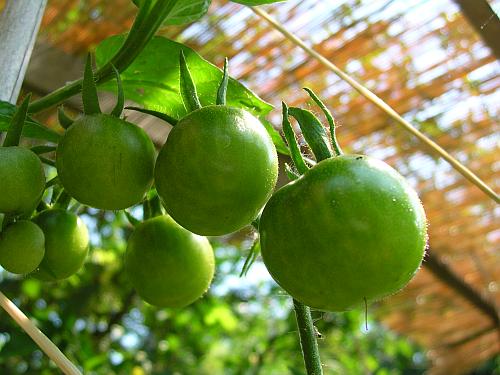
1, 0, 499, 374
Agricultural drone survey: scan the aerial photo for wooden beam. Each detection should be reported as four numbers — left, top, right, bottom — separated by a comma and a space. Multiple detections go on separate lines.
424, 251, 500, 327
453, 0, 500, 59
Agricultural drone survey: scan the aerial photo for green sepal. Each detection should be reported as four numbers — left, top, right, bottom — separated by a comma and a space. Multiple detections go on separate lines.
3, 94, 31, 147
304, 88, 343, 156
125, 106, 178, 126
284, 163, 300, 181
240, 238, 261, 277
259, 118, 290, 156
45, 176, 59, 189
1, 214, 14, 231
82, 54, 101, 115
36, 200, 50, 213
179, 50, 202, 113
38, 156, 56, 167
124, 210, 140, 227
31, 145, 56, 155
150, 194, 163, 218
110, 64, 125, 118
54, 189, 72, 210
57, 106, 74, 129
282, 102, 308, 175
288, 107, 332, 162
216, 58, 229, 106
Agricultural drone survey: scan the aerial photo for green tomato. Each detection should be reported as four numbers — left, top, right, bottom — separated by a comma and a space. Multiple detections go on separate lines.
32, 209, 89, 281
155, 106, 279, 236
0, 221, 45, 274
259, 155, 427, 312
124, 215, 215, 308
56, 114, 156, 210
0, 147, 45, 215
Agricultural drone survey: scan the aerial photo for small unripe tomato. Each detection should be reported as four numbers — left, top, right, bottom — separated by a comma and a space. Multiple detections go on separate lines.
155, 106, 279, 236
0, 221, 45, 274
124, 215, 215, 308
56, 114, 156, 210
0, 147, 45, 215
259, 155, 427, 312
32, 209, 89, 281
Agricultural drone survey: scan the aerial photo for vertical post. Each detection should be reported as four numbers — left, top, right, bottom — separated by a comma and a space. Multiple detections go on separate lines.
0, 0, 47, 103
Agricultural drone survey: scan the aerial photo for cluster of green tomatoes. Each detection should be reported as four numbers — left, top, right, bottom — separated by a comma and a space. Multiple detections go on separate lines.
0, 54, 427, 312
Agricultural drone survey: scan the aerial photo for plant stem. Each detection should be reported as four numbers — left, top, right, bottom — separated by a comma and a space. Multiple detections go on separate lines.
293, 299, 323, 375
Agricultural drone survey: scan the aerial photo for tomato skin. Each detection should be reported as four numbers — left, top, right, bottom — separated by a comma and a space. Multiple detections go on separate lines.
259, 155, 427, 312
32, 209, 89, 281
56, 114, 156, 210
0, 147, 45, 215
0, 221, 45, 274
124, 215, 215, 308
155, 106, 279, 236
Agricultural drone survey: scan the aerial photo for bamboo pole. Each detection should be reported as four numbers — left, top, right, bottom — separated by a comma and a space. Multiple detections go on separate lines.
0, 291, 82, 375
251, 6, 499, 204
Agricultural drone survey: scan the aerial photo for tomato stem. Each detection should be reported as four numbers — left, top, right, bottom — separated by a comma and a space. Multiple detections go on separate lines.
293, 299, 323, 375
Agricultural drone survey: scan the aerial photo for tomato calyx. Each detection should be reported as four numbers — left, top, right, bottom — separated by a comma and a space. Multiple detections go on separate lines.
79, 54, 125, 121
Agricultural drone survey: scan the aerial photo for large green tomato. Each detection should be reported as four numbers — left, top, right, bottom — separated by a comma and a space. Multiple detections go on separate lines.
32, 209, 89, 281
56, 114, 156, 210
259, 155, 427, 312
124, 215, 215, 308
0, 221, 45, 274
155, 106, 279, 236
0, 147, 45, 215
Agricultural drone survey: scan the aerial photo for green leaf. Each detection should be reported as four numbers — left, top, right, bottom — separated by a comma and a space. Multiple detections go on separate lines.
133, 0, 211, 26
95, 35, 272, 120
0, 101, 61, 143
231, 0, 286, 5
288, 107, 332, 162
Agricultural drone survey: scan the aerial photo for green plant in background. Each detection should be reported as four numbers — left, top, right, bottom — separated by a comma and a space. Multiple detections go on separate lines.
0, 0, 433, 374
